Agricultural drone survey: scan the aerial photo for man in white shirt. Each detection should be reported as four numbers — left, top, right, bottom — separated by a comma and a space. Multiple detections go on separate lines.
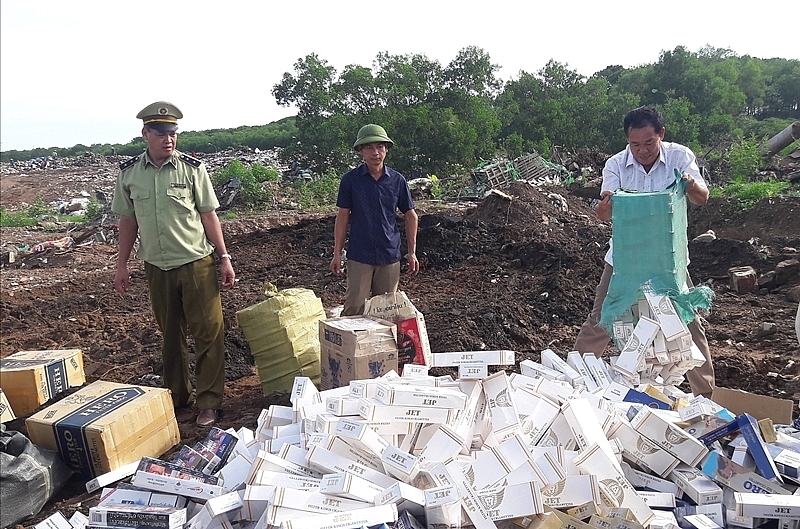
574, 106, 714, 397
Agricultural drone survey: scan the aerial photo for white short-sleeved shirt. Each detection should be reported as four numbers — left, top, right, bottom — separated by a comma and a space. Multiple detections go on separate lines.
602, 141, 707, 265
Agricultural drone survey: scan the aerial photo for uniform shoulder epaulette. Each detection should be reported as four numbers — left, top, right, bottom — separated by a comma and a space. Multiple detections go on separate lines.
179, 152, 202, 168
119, 155, 139, 171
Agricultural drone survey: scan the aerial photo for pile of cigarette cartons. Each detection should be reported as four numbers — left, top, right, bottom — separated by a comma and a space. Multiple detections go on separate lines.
606, 292, 706, 393
236, 286, 327, 395
33, 353, 800, 529
0, 348, 85, 416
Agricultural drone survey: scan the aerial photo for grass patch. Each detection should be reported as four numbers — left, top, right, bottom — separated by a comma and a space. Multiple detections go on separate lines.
714, 178, 790, 210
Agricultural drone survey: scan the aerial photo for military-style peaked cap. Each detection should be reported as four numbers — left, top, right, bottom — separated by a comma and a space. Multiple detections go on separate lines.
136, 101, 183, 132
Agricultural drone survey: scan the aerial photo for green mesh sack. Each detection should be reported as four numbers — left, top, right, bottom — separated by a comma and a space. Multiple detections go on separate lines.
599, 172, 713, 329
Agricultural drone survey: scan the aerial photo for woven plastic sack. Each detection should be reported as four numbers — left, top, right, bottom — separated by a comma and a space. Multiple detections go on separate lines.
236, 283, 326, 395
600, 173, 712, 328
0, 424, 72, 528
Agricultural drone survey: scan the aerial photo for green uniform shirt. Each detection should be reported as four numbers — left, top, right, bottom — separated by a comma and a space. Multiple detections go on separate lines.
111, 150, 219, 271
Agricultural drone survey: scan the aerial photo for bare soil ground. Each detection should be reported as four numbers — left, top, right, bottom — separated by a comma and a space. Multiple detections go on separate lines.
1, 159, 800, 526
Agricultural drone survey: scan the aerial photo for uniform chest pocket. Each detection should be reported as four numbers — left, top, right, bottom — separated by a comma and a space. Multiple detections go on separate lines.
130, 189, 153, 217
379, 194, 398, 212
166, 187, 193, 212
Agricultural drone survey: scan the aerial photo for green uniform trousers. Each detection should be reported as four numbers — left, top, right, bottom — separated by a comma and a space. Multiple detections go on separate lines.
145, 255, 225, 410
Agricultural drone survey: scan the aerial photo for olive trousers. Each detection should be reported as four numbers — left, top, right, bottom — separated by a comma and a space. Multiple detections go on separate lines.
343, 260, 401, 316
145, 255, 225, 410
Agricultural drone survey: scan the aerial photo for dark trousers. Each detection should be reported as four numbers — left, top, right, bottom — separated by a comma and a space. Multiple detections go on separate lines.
145, 255, 225, 410
574, 263, 715, 398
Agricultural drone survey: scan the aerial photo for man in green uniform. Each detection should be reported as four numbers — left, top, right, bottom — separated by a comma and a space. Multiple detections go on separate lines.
112, 101, 235, 427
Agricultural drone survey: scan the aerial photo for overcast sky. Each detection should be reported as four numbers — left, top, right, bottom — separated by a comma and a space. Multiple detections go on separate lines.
1, 0, 795, 152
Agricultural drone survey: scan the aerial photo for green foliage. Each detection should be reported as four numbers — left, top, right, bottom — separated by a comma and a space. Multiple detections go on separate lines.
212, 160, 275, 209
728, 139, 764, 181
82, 199, 103, 221
429, 174, 441, 199
0, 206, 38, 227
719, 179, 789, 209
287, 169, 341, 210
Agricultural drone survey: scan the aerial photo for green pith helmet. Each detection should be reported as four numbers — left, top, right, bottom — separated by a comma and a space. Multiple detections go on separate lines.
353, 124, 394, 149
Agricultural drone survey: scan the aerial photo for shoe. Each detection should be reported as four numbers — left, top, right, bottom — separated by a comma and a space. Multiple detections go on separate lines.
196, 409, 218, 427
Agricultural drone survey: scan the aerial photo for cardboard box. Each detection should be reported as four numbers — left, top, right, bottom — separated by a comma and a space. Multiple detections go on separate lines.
25, 381, 179, 479
735, 492, 800, 519
0, 349, 85, 415
0, 388, 16, 423
319, 316, 398, 390
711, 387, 793, 425
364, 291, 432, 369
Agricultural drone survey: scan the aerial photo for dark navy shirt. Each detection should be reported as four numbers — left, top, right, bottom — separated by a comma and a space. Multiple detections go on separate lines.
337, 163, 415, 266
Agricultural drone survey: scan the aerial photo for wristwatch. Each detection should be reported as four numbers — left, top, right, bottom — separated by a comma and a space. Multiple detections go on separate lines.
219, 253, 232, 260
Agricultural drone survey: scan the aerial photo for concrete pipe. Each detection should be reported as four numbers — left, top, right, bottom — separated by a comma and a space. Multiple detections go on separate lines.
767, 121, 800, 155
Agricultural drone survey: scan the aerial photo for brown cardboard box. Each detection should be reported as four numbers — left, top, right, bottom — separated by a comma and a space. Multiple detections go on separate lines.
711, 387, 794, 425
0, 349, 85, 416
0, 388, 16, 423
26, 380, 179, 479
318, 316, 397, 390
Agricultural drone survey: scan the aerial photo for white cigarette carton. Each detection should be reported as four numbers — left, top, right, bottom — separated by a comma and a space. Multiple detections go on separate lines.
541, 349, 585, 387
416, 424, 464, 467
669, 464, 722, 505
423, 484, 462, 529
613, 316, 659, 378
305, 445, 395, 489
279, 503, 398, 529
271, 485, 371, 514
459, 363, 489, 379
324, 433, 383, 472
240, 485, 277, 521
683, 513, 722, 529
68, 511, 88, 529
357, 398, 454, 424
636, 491, 676, 509
629, 406, 709, 467
444, 460, 497, 529
430, 349, 515, 367
621, 462, 679, 494
249, 469, 320, 490
567, 351, 599, 391
483, 371, 521, 441
574, 444, 655, 527
735, 492, 800, 519
381, 444, 419, 482
561, 398, 622, 473
609, 421, 680, 477
519, 359, 568, 382
325, 396, 361, 417
249, 449, 321, 482
532, 450, 568, 486
583, 354, 612, 389
539, 412, 576, 450
515, 387, 561, 447
34, 512, 72, 529
98, 487, 186, 508
85, 460, 141, 493
131, 463, 228, 501
645, 292, 691, 342
320, 471, 385, 503
334, 417, 390, 458
374, 481, 426, 519
401, 364, 429, 378
480, 481, 544, 521
374, 382, 467, 409
539, 475, 601, 509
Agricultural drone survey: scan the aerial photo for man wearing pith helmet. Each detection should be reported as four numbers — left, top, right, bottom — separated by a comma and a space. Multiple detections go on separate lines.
111, 101, 235, 427
330, 124, 419, 315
